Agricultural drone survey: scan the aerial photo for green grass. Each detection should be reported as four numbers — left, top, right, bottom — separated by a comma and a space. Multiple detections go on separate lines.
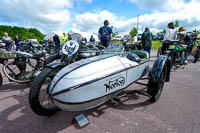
152, 40, 161, 50
112, 40, 199, 50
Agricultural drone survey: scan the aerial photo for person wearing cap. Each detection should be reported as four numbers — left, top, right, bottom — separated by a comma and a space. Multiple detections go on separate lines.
177, 27, 186, 42
98, 20, 112, 48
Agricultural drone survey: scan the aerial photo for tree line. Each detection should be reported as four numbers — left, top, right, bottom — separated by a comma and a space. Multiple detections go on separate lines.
0, 25, 44, 40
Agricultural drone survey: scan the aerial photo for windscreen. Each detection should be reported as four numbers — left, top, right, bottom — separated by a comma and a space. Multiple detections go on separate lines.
104, 43, 124, 53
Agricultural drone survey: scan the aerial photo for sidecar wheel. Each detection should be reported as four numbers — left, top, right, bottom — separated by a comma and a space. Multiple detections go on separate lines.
29, 68, 60, 116
147, 65, 166, 102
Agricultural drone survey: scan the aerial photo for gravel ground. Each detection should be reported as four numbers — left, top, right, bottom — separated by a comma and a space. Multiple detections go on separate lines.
0, 50, 200, 133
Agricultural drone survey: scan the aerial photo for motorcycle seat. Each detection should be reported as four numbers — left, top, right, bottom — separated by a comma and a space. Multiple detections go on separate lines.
32, 52, 45, 59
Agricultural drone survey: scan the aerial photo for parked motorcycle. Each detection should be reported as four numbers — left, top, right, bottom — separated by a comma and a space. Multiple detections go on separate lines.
29, 34, 123, 116
0, 49, 62, 85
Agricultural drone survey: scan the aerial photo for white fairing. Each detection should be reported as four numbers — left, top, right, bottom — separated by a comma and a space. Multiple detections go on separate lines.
49, 54, 149, 111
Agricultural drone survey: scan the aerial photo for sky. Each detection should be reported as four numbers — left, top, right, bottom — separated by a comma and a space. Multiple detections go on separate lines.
0, 0, 200, 35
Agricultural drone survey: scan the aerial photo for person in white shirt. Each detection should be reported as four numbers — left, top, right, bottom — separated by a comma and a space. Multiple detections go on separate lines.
161, 22, 177, 54
2, 32, 12, 50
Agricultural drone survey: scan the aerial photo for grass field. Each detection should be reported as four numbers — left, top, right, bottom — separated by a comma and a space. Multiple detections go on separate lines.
152, 40, 161, 50
112, 39, 199, 50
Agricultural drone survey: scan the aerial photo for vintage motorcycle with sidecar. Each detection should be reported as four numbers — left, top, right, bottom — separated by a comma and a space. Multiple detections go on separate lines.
29, 39, 171, 116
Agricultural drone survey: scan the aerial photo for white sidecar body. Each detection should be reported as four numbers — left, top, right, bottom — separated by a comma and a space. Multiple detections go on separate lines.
49, 51, 150, 111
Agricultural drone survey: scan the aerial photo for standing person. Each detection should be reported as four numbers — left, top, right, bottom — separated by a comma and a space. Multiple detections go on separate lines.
141, 27, 153, 56
61, 33, 68, 45
14, 35, 22, 51
90, 35, 95, 45
2, 32, 12, 50
53, 34, 61, 52
98, 20, 112, 48
161, 22, 177, 54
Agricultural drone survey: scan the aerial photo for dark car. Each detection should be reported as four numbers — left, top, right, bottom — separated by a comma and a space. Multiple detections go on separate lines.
153, 34, 164, 40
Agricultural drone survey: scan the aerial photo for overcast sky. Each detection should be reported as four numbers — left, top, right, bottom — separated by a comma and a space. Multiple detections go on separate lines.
0, 0, 200, 34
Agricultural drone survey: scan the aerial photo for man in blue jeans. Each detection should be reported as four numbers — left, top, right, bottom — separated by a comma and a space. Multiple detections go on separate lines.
14, 35, 22, 51
141, 27, 153, 56
98, 20, 112, 48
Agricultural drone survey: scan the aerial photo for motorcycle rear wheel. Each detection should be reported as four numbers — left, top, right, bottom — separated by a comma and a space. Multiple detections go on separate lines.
3, 62, 32, 83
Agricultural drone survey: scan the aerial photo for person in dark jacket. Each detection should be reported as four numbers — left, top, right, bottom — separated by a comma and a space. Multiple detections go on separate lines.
53, 34, 60, 52
98, 20, 112, 48
141, 27, 153, 56
90, 35, 95, 44
14, 35, 22, 51
185, 32, 197, 54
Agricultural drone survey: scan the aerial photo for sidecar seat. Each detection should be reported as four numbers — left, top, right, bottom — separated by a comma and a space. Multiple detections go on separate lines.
128, 50, 149, 62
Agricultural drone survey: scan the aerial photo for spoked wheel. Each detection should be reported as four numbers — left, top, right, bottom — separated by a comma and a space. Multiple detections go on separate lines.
147, 65, 166, 102
2, 62, 32, 83
29, 68, 61, 116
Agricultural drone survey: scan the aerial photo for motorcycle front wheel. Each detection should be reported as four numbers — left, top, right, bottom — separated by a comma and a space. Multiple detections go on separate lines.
29, 68, 61, 116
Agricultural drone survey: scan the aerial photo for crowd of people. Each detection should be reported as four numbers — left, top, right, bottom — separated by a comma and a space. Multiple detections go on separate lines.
1, 33, 23, 51
1, 20, 198, 57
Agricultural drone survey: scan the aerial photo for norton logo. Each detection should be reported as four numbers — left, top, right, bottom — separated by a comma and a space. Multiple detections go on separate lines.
104, 77, 125, 92
62, 40, 79, 56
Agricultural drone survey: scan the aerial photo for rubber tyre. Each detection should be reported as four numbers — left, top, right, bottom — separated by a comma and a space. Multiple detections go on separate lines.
194, 51, 199, 63
46, 53, 61, 64
0, 73, 2, 87
29, 68, 61, 116
148, 65, 166, 102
